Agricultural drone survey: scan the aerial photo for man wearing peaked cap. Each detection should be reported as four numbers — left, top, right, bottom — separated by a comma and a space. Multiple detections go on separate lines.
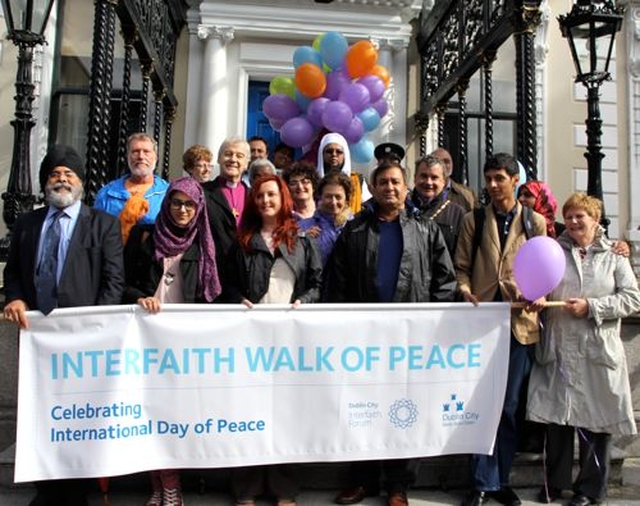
374, 142, 405, 164
3, 144, 125, 504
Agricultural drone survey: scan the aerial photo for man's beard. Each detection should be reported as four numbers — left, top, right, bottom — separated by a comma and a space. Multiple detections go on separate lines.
45, 182, 83, 208
129, 164, 155, 178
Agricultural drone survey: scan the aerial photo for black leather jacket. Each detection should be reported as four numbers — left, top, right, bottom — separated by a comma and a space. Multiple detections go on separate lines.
224, 232, 322, 304
324, 204, 457, 303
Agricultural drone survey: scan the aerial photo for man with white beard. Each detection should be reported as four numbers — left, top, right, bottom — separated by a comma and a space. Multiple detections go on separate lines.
3, 145, 124, 506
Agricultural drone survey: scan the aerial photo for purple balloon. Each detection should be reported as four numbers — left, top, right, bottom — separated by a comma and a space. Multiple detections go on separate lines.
280, 117, 315, 148
307, 97, 330, 128
262, 94, 300, 122
371, 98, 389, 118
324, 69, 351, 101
343, 116, 365, 144
358, 75, 385, 103
269, 118, 286, 130
322, 101, 353, 133
513, 236, 566, 301
339, 83, 371, 114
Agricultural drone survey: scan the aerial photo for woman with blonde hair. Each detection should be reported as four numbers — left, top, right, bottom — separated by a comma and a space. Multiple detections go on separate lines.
527, 193, 640, 506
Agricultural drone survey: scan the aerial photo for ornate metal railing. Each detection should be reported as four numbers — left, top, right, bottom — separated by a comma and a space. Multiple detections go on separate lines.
416, 0, 542, 181
84, 0, 187, 203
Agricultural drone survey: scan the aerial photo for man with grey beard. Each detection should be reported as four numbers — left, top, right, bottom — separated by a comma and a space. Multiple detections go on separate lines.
4, 144, 124, 327
3, 145, 124, 506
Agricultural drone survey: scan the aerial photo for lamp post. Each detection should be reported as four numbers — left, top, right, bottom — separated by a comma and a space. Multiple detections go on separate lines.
0, 0, 55, 259
558, 0, 624, 234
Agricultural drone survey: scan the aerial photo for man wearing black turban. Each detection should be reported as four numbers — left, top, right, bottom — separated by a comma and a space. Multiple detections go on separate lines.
3, 145, 124, 506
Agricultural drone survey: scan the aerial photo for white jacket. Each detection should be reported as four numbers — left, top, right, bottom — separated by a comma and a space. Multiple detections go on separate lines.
527, 228, 640, 435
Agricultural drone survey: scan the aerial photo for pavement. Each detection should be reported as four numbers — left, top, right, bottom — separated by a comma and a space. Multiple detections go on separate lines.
2, 486, 640, 506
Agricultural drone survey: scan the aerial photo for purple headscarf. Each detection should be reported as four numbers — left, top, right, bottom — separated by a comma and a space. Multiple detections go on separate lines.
154, 177, 221, 302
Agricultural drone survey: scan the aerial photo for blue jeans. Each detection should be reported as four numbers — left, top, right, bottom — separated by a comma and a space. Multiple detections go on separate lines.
471, 335, 533, 491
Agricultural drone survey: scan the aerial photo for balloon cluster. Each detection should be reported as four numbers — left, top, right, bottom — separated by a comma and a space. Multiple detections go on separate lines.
262, 32, 391, 164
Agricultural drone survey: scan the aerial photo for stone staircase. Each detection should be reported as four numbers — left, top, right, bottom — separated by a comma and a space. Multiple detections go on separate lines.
2, 316, 639, 495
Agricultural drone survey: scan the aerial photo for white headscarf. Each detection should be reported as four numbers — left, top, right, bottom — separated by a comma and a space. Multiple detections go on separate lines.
316, 133, 352, 178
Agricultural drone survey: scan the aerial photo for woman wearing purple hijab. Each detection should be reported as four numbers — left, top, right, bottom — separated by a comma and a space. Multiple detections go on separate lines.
123, 177, 221, 506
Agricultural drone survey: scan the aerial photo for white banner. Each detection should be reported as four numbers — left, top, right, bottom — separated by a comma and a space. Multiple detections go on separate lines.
15, 303, 510, 482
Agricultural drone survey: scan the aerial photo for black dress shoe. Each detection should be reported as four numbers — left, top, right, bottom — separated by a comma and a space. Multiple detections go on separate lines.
568, 494, 600, 506
537, 486, 562, 503
335, 486, 370, 505
487, 487, 521, 506
461, 490, 487, 506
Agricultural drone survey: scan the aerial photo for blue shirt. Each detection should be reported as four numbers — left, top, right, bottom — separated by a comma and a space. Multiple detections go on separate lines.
376, 218, 403, 302
94, 174, 168, 224
37, 200, 82, 283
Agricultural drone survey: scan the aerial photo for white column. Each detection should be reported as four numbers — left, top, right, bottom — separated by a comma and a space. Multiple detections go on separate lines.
369, 38, 409, 152
623, 1, 640, 276
534, 0, 550, 182
197, 25, 234, 160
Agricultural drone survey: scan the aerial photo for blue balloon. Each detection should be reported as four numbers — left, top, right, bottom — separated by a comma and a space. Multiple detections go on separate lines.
293, 46, 323, 69
320, 31, 349, 69
350, 137, 375, 164
357, 107, 381, 132
295, 90, 313, 112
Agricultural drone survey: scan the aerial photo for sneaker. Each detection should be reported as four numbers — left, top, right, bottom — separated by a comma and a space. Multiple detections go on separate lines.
144, 491, 163, 506
163, 488, 184, 506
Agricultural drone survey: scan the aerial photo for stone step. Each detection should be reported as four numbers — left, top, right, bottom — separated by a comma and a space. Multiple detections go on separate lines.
0, 443, 630, 491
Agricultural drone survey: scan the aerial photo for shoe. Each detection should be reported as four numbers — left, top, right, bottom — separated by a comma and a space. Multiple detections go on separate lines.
487, 487, 521, 506
387, 492, 408, 506
537, 486, 562, 503
568, 494, 600, 506
335, 486, 367, 505
145, 491, 163, 506
277, 500, 296, 506
461, 490, 487, 506
163, 488, 183, 506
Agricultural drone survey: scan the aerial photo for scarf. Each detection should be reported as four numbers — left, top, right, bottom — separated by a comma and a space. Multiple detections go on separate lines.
153, 177, 221, 302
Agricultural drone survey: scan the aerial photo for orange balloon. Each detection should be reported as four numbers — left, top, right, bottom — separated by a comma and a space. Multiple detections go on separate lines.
346, 40, 378, 79
295, 63, 327, 98
370, 64, 390, 88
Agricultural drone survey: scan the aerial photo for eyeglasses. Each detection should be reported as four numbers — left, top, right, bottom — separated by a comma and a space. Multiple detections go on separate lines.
324, 149, 344, 155
170, 198, 197, 211
288, 178, 311, 187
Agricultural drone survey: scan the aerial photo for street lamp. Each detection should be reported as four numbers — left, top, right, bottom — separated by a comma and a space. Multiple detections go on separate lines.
0, 0, 55, 259
558, 0, 624, 234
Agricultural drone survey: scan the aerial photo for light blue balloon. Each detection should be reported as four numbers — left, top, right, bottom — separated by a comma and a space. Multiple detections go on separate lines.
350, 137, 375, 164
293, 46, 323, 69
295, 90, 313, 112
357, 107, 381, 132
320, 31, 349, 70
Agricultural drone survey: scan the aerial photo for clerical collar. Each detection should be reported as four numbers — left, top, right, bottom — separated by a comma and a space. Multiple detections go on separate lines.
225, 180, 239, 189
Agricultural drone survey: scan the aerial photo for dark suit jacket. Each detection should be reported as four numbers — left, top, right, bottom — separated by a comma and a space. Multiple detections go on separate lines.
4, 203, 125, 310
201, 176, 248, 290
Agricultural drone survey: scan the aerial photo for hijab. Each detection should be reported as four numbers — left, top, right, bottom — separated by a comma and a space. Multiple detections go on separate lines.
520, 180, 558, 238
316, 133, 352, 178
153, 177, 221, 302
